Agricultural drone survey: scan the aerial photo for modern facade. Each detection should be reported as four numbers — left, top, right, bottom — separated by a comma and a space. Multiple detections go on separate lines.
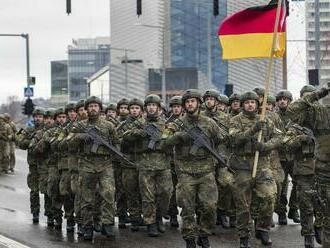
51, 60, 68, 103
68, 37, 110, 101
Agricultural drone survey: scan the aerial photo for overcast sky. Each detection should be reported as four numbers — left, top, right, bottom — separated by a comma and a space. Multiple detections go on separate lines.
0, 0, 306, 104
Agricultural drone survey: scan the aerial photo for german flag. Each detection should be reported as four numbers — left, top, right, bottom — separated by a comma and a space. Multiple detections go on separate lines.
218, 0, 287, 60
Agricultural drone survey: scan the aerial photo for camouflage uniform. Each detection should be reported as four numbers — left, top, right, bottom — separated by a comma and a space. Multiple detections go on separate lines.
229, 92, 280, 245
0, 115, 12, 173
4, 114, 16, 171
287, 87, 330, 246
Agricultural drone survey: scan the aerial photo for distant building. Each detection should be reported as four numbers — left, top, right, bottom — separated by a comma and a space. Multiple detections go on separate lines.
51, 60, 68, 103
68, 37, 110, 101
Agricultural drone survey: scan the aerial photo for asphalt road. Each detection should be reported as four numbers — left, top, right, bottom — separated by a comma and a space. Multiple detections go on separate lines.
0, 149, 320, 248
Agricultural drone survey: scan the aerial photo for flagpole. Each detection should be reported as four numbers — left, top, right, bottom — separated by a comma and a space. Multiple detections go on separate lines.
252, 0, 284, 179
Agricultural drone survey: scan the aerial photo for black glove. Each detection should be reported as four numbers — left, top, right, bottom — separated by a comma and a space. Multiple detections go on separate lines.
77, 133, 92, 142
255, 141, 265, 152
253, 121, 266, 133
317, 88, 329, 99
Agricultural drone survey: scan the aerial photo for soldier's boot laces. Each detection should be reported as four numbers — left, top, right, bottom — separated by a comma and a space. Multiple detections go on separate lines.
77, 224, 84, 237
229, 216, 237, 228
47, 217, 54, 227
147, 223, 159, 237
118, 216, 127, 229
288, 208, 300, 223
197, 236, 211, 248
54, 218, 62, 230
32, 213, 39, 224
101, 224, 115, 238
157, 217, 166, 233
93, 222, 102, 232
314, 226, 322, 245
66, 219, 75, 233
255, 230, 272, 246
185, 239, 196, 248
83, 227, 93, 241
239, 237, 251, 248
304, 235, 315, 248
170, 215, 179, 228
278, 213, 287, 225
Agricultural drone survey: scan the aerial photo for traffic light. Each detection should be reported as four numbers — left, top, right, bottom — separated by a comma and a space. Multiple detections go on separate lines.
66, 0, 71, 15
213, 0, 219, 17
137, 0, 142, 16
22, 98, 35, 115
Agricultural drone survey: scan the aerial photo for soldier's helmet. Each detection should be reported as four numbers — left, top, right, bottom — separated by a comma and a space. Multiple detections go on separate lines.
75, 99, 85, 111
0, 114, 5, 121
169, 96, 182, 107
218, 94, 229, 105
55, 107, 66, 117
144, 94, 161, 106
240, 91, 260, 105
105, 103, 118, 112
182, 89, 203, 105
129, 98, 144, 109
32, 107, 45, 116
267, 95, 276, 105
203, 89, 220, 101
229, 93, 241, 105
117, 98, 129, 109
276, 90, 293, 101
253, 87, 265, 97
3, 113, 11, 121
300, 85, 316, 97
84, 96, 102, 110
44, 108, 56, 118
65, 102, 76, 114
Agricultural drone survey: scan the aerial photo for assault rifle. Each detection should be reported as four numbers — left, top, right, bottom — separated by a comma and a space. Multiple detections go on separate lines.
76, 122, 136, 167
133, 119, 162, 150
175, 119, 235, 174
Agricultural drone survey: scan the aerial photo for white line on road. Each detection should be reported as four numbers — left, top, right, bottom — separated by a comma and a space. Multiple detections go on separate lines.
0, 235, 31, 248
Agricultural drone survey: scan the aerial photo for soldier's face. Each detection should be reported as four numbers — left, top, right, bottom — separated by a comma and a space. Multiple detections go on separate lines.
217, 102, 227, 112
146, 103, 159, 115
77, 107, 87, 119
266, 103, 274, 112
33, 114, 44, 124
119, 105, 129, 116
171, 104, 182, 115
44, 116, 54, 127
87, 103, 100, 117
231, 100, 240, 110
243, 100, 257, 112
205, 97, 216, 109
106, 110, 117, 119
100, 112, 106, 120
56, 114, 67, 125
302, 92, 313, 98
68, 110, 77, 121
185, 98, 199, 114
129, 105, 142, 117
277, 97, 290, 109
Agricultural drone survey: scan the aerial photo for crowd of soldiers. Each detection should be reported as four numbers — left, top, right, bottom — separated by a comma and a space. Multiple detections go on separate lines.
14, 83, 330, 248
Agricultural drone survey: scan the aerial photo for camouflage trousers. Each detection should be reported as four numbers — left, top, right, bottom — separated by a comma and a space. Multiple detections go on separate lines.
233, 168, 276, 238
216, 167, 235, 217
39, 170, 52, 218
139, 169, 172, 225
113, 163, 127, 218
27, 164, 40, 215
318, 179, 330, 247
295, 175, 315, 236
9, 142, 15, 170
80, 167, 115, 227
122, 167, 142, 223
168, 163, 179, 217
272, 164, 285, 215
47, 166, 63, 221
59, 169, 74, 220
71, 172, 81, 224
177, 172, 218, 240
0, 144, 10, 172
278, 161, 299, 214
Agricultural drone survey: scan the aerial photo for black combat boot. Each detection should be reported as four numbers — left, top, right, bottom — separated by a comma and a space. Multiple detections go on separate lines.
314, 226, 322, 245
66, 218, 75, 233
304, 235, 314, 248
229, 216, 237, 228
255, 230, 272, 246
83, 227, 93, 241
130, 221, 139, 232
47, 217, 54, 227
278, 213, 287, 225
217, 210, 230, 228
197, 236, 210, 248
77, 224, 84, 237
93, 221, 102, 232
101, 224, 115, 238
118, 215, 127, 229
185, 239, 196, 248
32, 213, 39, 224
239, 237, 251, 248
170, 215, 179, 228
288, 208, 300, 223
157, 217, 166, 233
147, 223, 159, 237
54, 218, 62, 230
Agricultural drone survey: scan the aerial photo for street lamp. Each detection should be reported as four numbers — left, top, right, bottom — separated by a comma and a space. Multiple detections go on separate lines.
134, 23, 167, 105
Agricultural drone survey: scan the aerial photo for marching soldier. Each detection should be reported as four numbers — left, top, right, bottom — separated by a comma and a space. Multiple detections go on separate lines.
217, 94, 229, 112
228, 93, 241, 117
117, 98, 130, 122
3, 113, 16, 172
0, 114, 12, 174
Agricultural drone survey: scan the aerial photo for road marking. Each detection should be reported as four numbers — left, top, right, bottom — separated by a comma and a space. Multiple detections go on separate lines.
0, 235, 31, 248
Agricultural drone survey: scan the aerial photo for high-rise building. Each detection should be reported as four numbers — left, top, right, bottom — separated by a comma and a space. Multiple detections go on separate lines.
51, 60, 68, 103
68, 37, 110, 101
305, 0, 330, 86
